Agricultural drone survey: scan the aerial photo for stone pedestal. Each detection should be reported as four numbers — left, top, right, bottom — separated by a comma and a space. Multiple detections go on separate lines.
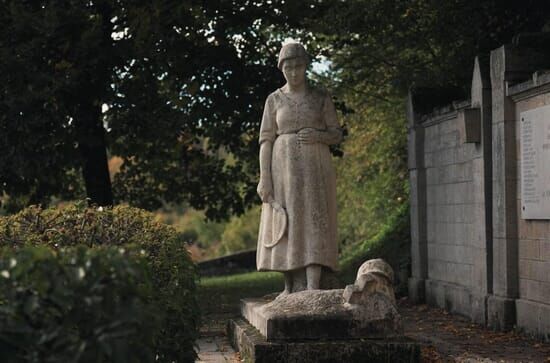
228, 290, 420, 363
241, 290, 402, 340
228, 318, 420, 363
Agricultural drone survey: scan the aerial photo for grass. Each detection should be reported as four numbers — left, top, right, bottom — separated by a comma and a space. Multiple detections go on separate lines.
199, 272, 283, 316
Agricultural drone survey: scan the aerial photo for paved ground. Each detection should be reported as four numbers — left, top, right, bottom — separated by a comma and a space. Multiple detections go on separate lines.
197, 313, 240, 362
196, 298, 550, 362
196, 333, 240, 362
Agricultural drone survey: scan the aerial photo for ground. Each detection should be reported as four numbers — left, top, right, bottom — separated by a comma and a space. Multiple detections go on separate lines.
401, 299, 550, 362
197, 272, 550, 362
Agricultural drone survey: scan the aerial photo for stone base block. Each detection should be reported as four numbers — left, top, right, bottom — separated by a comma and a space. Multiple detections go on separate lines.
241, 290, 402, 341
425, 279, 487, 324
515, 299, 550, 340
408, 277, 425, 304
227, 318, 421, 363
487, 295, 516, 331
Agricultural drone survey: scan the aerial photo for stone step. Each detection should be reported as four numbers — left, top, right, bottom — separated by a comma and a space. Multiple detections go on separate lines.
227, 318, 421, 363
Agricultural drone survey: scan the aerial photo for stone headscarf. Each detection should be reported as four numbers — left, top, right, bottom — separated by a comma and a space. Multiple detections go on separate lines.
277, 42, 310, 70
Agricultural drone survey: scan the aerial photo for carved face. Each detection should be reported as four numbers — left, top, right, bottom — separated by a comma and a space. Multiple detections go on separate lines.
281, 57, 307, 88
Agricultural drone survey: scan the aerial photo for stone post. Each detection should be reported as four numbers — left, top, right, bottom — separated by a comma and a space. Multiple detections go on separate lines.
488, 45, 524, 330
407, 90, 427, 303
469, 56, 493, 324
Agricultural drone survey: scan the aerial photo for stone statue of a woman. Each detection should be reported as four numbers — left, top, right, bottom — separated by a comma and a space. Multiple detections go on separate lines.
256, 42, 343, 296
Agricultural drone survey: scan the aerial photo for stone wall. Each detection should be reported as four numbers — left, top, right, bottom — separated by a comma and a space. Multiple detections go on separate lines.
509, 73, 550, 339
198, 249, 256, 277
408, 36, 550, 339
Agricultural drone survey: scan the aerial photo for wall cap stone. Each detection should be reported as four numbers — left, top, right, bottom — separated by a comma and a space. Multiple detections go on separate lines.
508, 71, 550, 101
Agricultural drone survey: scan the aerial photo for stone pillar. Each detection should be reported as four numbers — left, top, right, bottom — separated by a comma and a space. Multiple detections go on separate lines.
469, 56, 493, 324
407, 90, 427, 303
488, 45, 524, 330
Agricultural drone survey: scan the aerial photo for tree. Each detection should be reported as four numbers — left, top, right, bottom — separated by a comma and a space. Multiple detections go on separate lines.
295, 0, 550, 252
0, 0, 319, 218
306, 0, 550, 100
1, 1, 120, 209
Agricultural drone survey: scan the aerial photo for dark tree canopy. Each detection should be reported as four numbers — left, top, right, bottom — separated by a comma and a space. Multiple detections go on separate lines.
1, 0, 549, 218
304, 0, 550, 101
0, 0, 318, 218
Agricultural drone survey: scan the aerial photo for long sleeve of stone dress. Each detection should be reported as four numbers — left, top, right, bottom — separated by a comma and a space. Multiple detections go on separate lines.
259, 95, 277, 178
319, 93, 343, 145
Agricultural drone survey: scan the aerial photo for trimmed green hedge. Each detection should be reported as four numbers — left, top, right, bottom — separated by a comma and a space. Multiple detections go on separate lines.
0, 245, 159, 362
0, 202, 199, 362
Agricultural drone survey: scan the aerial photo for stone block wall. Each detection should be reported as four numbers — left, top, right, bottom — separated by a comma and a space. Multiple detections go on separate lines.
509, 75, 550, 339
408, 37, 550, 338
417, 104, 489, 323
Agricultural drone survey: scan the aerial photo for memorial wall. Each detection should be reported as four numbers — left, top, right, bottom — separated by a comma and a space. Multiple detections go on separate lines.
408, 38, 550, 339
510, 76, 550, 338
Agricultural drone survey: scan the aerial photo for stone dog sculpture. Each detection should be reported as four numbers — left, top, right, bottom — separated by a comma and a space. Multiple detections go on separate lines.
256, 42, 343, 296
343, 258, 397, 305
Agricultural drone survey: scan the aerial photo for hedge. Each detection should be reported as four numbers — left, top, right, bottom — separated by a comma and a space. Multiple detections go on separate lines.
0, 202, 199, 362
0, 245, 159, 363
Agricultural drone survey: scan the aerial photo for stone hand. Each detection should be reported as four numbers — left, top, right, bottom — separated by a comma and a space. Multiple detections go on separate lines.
297, 128, 323, 144
257, 176, 273, 203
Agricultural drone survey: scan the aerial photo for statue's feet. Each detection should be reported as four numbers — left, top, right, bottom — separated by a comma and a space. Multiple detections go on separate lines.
276, 289, 291, 299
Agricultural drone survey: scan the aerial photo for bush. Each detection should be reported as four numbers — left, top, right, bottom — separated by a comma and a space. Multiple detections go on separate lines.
0, 245, 159, 363
0, 202, 199, 362
338, 203, 411, 295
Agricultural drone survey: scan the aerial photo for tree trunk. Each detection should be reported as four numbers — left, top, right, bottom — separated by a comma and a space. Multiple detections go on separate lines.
77, 104, 113, 206
76, 1, 114, 207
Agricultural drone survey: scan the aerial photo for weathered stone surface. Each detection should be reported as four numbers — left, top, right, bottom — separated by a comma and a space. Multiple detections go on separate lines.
241, 289, 402, 341
487, 295, 516, 331
227, 318, 421, 363
256, 42, 342, 293
516, 298, 550, 341
408, 277, 426, 304
344, 259, 396, 305
424, 279, 487, 325
408, 36, 550, 338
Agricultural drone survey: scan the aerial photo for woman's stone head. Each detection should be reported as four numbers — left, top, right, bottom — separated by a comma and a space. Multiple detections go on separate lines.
278, 42, 310, 88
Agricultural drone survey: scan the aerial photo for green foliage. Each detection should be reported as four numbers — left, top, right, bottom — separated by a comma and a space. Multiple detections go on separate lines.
0, 245, 159, 363
308, 0, 550, 99
339, 203, 411, 293
170, 206, 259, 259
0, 202, 199, 362
336, 97, 408, 251
218, 206, 260, 256
0, 1, 325, 218
176, 209, 225, 250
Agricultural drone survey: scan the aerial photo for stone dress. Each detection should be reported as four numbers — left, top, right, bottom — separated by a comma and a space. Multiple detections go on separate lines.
257, 87, 342, 272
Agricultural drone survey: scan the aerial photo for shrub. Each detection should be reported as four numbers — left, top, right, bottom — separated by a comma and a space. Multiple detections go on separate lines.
338, 203, 411, 294
0, 202, 199, 362
0, 245, 159, 363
